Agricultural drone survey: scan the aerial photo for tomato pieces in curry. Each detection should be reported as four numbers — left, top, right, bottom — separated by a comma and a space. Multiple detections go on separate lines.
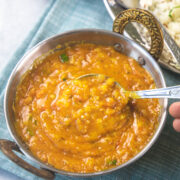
14, 44, 160, 173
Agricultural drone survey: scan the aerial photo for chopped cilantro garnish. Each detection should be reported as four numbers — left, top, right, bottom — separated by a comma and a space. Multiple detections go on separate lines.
60, 53, 69, 63
107, 159, 117, 166
62, 78, 67, 81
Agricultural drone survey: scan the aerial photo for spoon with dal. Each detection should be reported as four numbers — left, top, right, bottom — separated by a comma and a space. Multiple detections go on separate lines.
77, 74, 180, 99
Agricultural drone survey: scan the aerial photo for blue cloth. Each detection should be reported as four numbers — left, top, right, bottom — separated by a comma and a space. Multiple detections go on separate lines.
0, 0, 180, 179
0, 169, 24, 180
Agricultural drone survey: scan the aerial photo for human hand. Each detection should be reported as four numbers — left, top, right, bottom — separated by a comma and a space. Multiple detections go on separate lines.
169, 102, 180, 132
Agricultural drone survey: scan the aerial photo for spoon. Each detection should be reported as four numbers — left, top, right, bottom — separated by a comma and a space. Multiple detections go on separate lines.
77, 74, 180, 99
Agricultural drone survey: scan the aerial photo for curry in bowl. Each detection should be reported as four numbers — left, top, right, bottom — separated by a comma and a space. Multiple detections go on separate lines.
14, 43, 160, 173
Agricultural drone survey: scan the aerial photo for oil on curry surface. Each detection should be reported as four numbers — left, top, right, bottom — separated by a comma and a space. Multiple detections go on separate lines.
14, 44, 160, 173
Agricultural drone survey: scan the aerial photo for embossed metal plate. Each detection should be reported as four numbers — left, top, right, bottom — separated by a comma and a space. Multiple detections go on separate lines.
103, 0, 180, 74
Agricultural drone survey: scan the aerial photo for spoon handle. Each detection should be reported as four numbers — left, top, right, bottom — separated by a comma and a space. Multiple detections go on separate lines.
135, 85, 180, 99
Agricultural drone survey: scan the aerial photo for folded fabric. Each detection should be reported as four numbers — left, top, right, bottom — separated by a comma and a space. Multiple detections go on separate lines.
0, 0, 180, 180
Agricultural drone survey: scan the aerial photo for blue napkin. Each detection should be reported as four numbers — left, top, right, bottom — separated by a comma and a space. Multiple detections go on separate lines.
0, 0, 180, 179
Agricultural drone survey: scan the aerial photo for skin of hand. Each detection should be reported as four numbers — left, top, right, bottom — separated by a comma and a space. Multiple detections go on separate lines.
169, 102, 180, 132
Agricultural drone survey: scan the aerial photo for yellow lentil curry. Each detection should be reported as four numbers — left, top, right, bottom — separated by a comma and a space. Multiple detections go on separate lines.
14, 43, 160, 173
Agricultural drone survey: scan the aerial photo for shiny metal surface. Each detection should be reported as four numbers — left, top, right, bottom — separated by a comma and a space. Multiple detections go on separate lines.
103, 0, 145, 44
135, 85, 180, 99
78, 73, 180, 99
113, 8, 164, 60
103, 0, 180, 74
4, 29, 167, 177
161, 26, 180, 66
116, 0, 139, 9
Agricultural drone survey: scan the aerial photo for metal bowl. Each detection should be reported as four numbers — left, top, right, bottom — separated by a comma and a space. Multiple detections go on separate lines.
0, 9, 168, 179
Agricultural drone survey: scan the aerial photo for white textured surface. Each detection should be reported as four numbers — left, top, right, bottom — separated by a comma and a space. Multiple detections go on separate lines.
0, 0, 49, 70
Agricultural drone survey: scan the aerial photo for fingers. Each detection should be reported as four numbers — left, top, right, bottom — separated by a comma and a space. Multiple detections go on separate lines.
169, 102, 180, 118
173, 119, 180, 132
169, 102, 180, 132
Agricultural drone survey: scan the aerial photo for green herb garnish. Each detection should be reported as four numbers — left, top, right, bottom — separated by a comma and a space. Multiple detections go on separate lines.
169, 6, 180, 20
62, 78, 67, 81
107, 159, 117, 166
60, 53, 69, 63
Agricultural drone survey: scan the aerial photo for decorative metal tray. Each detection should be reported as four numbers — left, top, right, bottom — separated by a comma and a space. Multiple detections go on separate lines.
103, 0, 180, 74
